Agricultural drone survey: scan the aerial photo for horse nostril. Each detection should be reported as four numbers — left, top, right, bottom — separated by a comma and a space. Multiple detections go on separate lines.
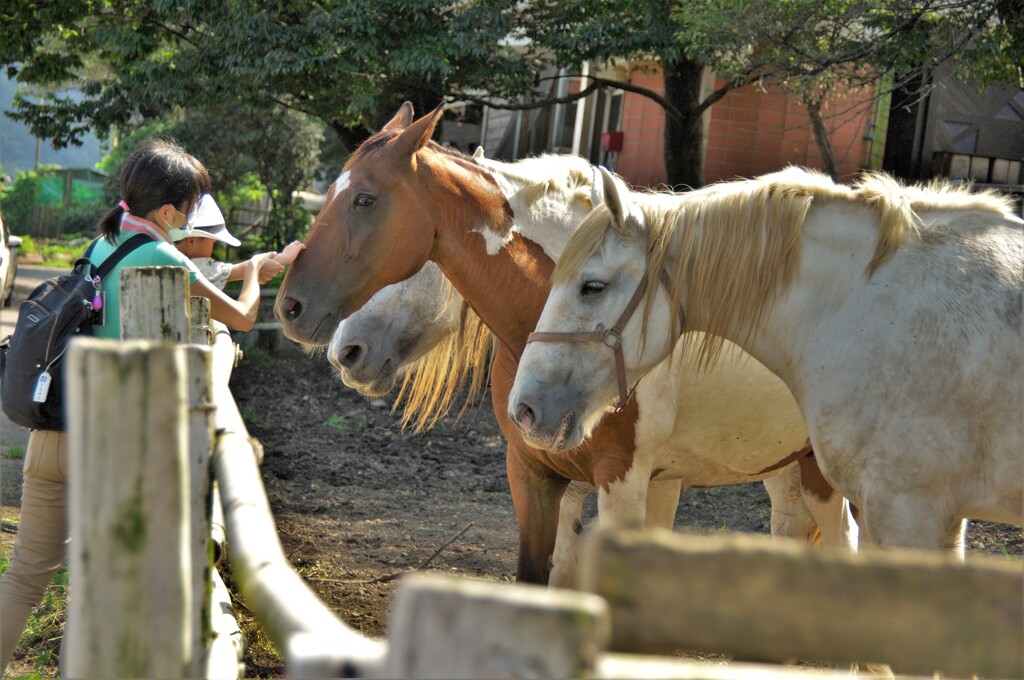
514, 402, 537, 431
338, 343, 364, 369
282, 297, 303, 321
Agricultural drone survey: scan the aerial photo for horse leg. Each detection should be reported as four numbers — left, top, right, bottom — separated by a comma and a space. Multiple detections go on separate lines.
843, 493, 954, 680
796, 454, 858, 550
943, 519, 968, 559
644, 478, 682, 530
802, 490, 858, 550
594, 461, 654, 529
549, 481, 592, 589
856, 488, 965, 560
763, 464, 819, 544
506, 444, 569, 584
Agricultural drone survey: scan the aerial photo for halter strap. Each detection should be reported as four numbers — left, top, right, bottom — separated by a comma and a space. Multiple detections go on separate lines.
527, 268, 683, 411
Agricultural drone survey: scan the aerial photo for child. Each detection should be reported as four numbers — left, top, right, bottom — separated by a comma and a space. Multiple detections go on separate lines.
171, 193, 305, 289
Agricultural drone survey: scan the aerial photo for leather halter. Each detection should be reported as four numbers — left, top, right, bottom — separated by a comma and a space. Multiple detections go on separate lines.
527, 268, 683, 411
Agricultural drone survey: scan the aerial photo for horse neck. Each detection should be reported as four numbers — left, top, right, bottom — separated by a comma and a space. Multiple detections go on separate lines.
425, 157, 561, 357
662, 199, 880, 388
478, 157, 591, 257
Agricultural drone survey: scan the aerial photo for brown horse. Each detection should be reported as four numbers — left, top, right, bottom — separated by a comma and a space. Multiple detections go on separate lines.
277, 103, 853, 584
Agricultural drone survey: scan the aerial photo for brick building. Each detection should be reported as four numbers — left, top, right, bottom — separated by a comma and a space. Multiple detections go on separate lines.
473, 60, 1022, 212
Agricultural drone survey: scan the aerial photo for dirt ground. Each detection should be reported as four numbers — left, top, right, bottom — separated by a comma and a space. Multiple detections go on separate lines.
225, 345, 1024, 678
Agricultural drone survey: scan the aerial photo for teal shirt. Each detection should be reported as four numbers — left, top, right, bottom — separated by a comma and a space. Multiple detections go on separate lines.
88, 234, 200, 339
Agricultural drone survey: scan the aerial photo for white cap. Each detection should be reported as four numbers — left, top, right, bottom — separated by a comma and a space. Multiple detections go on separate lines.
169, 193, 240, 247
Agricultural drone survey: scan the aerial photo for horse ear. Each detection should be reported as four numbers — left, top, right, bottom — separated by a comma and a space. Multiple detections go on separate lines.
598, 166, 643, 231
389, 103, 445, 159
382, 102, 415, 132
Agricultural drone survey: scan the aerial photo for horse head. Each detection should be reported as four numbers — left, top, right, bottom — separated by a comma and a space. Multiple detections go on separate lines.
275, 102, 446, 346
327, 262, 461, 396
509, 168, 678, 451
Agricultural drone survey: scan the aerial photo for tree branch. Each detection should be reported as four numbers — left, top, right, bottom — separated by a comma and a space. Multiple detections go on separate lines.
450, 73, 685, 122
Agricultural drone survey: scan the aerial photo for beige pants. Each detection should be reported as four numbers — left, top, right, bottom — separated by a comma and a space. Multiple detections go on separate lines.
0, 430, 68, 672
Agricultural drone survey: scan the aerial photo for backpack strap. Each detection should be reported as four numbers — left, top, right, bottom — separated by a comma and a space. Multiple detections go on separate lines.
92, 233, 154, 279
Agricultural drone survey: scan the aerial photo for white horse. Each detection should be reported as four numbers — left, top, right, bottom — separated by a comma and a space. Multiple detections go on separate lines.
511, 166, 1023, 555
324, 147, 855, 587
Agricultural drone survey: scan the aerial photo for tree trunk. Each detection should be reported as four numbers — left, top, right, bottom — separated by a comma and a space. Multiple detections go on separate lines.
662, 58, 706, 190
805, 97, 839, 181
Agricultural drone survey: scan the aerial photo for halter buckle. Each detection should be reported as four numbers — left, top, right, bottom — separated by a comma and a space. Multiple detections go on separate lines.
602, 327, 622, 349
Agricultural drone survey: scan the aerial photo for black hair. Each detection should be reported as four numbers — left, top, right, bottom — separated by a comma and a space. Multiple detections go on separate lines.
98, 138, 212, 243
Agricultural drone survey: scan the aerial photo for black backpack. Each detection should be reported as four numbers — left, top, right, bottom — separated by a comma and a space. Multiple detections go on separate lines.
0, 233, 152, 430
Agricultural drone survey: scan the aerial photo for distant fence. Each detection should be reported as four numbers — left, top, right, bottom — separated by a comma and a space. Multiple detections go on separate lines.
11, 172, 274, 239
14, 169, 107, 238
59, 266, 1023, 679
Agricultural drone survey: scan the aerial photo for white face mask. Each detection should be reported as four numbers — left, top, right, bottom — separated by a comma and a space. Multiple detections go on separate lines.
165, 204, 199, 238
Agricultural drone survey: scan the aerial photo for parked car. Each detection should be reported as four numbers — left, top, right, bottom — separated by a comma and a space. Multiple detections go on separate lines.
1, 213, 22, 306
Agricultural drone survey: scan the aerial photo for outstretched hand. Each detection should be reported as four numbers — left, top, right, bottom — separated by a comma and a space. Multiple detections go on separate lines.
274, 240, 306, 266
250, 252, 286, 284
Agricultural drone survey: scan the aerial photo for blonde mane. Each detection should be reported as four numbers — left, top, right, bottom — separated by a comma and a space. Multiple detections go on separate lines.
390, 152, 599, 431
392, 282, 495, 432
554, 167, 1018, 369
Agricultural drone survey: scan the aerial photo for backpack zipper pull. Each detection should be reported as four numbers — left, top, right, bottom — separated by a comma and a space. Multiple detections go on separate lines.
89, 275, 103, 311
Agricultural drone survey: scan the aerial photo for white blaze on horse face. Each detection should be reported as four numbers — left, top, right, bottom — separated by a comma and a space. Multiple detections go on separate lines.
327, 170, 352, 204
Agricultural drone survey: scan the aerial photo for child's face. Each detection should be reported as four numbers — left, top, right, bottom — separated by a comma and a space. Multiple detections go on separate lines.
175, 236, 216, 258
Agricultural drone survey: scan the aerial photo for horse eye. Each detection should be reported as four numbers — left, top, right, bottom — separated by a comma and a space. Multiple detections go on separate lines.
580, 281, 606, 296
353, 194, 375, 209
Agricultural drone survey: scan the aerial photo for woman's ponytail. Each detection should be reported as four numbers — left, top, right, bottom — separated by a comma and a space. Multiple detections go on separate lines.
98, 204, 127, 244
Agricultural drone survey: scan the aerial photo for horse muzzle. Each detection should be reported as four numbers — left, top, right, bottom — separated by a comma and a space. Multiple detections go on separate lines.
509, 396, 583, 452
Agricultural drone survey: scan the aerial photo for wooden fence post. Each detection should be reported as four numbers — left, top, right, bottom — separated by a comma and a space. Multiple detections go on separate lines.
63, 338, 194, 678
383, 572, 610, 678
120, 266, 190, 341
186, 294, 216, 677
121, 270, 214, 675
185, 345, 214, 677
190, 296, 212, 345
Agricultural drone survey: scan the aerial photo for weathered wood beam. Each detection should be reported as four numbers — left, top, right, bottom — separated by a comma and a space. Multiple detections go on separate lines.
581, 529, 1023, 679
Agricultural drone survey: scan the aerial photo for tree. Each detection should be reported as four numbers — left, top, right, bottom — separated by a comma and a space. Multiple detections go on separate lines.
1, 0, 532, 153
5, 1, 1020, 190
231, 106, 324, 250
513, 0, 715, 189
470, 0, 1022, 187
672, 0, 1023, 180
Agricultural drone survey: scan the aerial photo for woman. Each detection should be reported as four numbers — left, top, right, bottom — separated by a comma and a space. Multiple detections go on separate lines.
0, 139, 282, 671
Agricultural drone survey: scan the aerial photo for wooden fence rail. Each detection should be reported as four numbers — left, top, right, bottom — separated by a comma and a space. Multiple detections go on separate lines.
206, 320, 386, 677
582, 529, 1024, 679
59, 266, 1022, 679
